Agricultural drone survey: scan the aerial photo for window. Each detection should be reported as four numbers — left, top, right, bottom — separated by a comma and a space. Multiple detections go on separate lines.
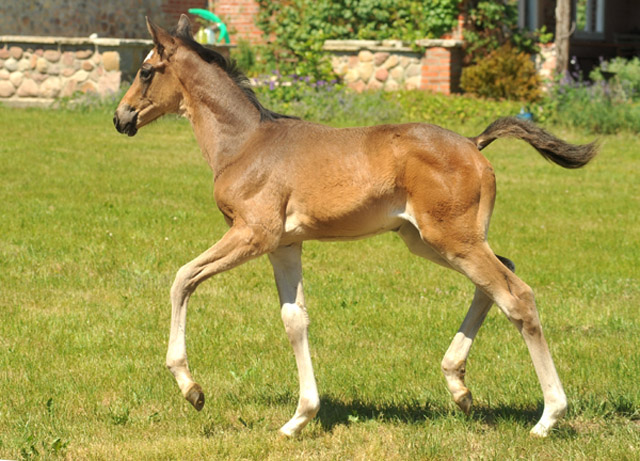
574, 0, 605, 39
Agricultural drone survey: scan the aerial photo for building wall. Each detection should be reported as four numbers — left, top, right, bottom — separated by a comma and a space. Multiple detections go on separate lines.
213, 0, 263, 44
0, 0, 206, 38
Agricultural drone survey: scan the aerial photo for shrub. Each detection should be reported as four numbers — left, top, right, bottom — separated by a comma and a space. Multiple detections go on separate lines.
460, 44, 542, 101
254, 0, 460, 80
589, 56, 640, 102
540, 74, 640, 134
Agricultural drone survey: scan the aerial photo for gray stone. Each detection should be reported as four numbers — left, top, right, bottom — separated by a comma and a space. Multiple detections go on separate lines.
0, 69, 9, 80
367, 79, 383, 90
72, 70, 89, 82
358, 50, 373, 63
36, 57, 49, 73
0, 80, 15, 97
44, 49, 61, 62
48, 64, 60, 76
357, 62, 374, 82
9, 46, 23, 59
61, 51, 75, 67
390, 66, 404, 82
75, 49, 93, 59
373, 52, 389, 67
102, 51, 120, 71
60, 79, 77, 98
4, 58, 18, 72
382, 55, 399, 70
344, 68, 359, 84
41, 77, 62, 98
9, 71, 23, 87
384, 80, 400, 91
405, 64, 421, 78
80, 80, 98, 93
405, 76, 422, 90
97, 71, 121, 95
18, 59, 31, 72
17, 78, 39, 97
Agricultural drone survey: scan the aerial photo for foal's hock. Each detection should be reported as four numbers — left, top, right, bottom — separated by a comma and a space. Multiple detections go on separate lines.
114, 15, 597, 437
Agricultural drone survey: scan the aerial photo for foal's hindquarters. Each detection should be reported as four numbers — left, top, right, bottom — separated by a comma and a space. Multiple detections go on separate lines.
391, 127, 567, 437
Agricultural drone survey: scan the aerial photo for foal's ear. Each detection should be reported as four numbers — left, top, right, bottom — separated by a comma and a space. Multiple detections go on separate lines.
145, 17, 173, 57
176, 14, 193, 38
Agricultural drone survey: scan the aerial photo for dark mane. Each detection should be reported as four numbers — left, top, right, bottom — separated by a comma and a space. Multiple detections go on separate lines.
171, 27, 297, 122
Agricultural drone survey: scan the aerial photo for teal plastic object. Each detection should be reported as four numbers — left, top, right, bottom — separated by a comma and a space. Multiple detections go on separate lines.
187, 8, 230, 44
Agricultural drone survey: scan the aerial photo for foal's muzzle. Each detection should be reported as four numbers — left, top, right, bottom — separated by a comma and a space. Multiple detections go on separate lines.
113, 104, 139, 137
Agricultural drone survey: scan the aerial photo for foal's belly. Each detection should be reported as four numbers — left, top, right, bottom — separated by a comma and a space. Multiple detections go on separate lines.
281, 200, 407, 244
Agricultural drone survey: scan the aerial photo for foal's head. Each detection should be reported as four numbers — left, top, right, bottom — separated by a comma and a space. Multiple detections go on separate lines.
114, 15, 293, 137
113, 15, 195, 136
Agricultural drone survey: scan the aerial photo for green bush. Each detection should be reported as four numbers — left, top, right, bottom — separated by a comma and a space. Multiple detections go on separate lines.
540, 75, 640, 134
460, 44, 542, 101
253, 0, 460, 80
590, 56, 640, 102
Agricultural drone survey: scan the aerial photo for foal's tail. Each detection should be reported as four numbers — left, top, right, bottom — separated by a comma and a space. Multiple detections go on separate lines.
470, 117, 598, 169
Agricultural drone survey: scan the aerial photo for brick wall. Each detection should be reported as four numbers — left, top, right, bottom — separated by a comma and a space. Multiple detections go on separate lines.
162, 0, 208, 26
420, 45, 463, 95
214, 0, 263, 44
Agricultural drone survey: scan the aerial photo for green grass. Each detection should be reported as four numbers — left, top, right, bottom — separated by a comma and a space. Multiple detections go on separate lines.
0, 105, 638, 460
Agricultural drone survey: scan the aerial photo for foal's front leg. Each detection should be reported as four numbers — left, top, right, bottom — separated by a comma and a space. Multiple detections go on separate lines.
167, 224, 276, 410
268, 243, 320, 437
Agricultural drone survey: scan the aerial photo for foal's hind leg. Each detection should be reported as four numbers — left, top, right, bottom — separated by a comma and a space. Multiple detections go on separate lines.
268, 243, 319, 437
398, 223, 494, 413
440, 256, 515, 414
448, 243, 567, 436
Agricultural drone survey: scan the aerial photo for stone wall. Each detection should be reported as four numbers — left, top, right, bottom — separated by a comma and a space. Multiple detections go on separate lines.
0, 36, 232, 107
0, 0, 206, 38
324, 39, 464, 95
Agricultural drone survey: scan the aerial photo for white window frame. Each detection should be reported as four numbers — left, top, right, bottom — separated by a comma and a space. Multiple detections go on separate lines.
573, 0, 605, 40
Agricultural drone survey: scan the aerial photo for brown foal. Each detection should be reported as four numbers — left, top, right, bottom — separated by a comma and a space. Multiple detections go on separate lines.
114, 15, 597, 437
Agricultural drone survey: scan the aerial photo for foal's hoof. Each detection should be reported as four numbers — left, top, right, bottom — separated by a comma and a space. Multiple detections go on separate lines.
186, 383, 205, 411
455, 390, 473, 415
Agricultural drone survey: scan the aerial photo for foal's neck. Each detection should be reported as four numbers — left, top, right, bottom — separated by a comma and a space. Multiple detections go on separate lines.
178, 53, 261, 174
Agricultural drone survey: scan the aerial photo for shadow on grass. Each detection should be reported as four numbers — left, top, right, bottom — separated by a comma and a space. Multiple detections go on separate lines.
316, 395, 543, 432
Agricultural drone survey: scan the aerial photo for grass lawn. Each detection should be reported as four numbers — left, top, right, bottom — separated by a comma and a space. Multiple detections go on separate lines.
0, 105, 638, 460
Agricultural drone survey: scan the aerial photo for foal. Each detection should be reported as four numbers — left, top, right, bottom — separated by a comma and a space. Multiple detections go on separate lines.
114, 15, 597, 437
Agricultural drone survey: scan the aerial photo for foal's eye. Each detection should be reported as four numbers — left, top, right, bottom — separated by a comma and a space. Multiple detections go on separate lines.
140, 65, 154, 82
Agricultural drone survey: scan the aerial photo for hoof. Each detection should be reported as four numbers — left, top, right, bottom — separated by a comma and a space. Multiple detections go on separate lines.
530, 423, 551, 437
278, 424, 300, 438
455, 390, 473, 415
185, 383, 205, 411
